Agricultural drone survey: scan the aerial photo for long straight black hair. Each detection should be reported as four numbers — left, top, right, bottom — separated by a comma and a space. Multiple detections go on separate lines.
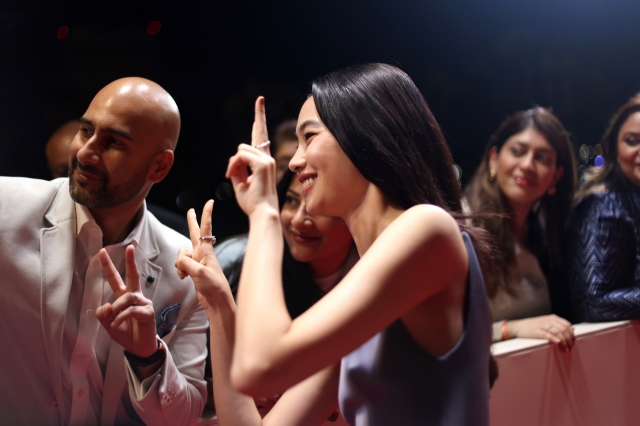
312, 63, 462, 213
311, 63, 499, 386
311, 63, 497, 296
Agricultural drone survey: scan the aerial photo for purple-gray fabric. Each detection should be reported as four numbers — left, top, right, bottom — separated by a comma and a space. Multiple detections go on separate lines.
338, 232, 491, 426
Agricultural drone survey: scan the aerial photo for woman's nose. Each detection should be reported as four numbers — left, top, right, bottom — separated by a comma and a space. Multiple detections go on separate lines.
289, 145, 305, 172
520, 152, 536, 172
291, 203, 313, 228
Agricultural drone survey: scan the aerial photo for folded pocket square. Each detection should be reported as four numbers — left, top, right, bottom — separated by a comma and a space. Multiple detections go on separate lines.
157, 303, 180, 338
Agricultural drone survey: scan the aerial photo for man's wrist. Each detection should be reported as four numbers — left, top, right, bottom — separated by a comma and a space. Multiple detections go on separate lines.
124, 338, 166, 367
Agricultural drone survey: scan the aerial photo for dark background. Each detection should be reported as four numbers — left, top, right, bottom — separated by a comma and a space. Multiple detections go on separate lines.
2, 0, 640, 239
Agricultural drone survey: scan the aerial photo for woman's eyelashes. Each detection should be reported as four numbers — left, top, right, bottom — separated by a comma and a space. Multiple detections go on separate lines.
509, 146, 554, 166
510, 146, 524, 157
531, 151, 553, 165
623, 135, 640, 146
285, 194, 300, 207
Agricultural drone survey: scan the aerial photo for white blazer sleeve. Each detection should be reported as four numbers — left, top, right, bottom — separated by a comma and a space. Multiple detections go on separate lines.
125, 301, 208, 426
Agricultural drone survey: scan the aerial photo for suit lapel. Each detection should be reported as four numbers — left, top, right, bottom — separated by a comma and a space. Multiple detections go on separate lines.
135, 209, 162, 309
136, 247, 162, 308
101, 217, 162, 425
40, 181, 76, 420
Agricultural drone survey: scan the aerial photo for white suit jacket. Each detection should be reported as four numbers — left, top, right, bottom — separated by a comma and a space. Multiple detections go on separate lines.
0, 177, 208, 425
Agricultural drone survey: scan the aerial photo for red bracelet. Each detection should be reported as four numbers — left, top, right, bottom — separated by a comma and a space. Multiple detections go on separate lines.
501, 320, 509, 341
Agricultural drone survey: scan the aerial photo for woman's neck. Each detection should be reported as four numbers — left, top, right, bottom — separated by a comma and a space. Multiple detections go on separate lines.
507, 200, 534, 244
308, 243, 354, 279
344, 184, 404, 256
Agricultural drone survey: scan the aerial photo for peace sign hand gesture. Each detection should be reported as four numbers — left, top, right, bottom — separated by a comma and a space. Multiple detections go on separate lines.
226, 96, 279, 219
96, 245, 158, 358
176, 200, 233, 312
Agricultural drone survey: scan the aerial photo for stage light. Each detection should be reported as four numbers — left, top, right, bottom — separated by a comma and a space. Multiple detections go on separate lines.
594, 155, 605, 168
57, 26, 69, 39
147, 21, 161, 35
579, 145, 589, 162
215, 182, 234, 201
176, 192, 193, 210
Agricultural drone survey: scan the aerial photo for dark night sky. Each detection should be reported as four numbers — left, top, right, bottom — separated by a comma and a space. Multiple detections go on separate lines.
2, 0, 640, 238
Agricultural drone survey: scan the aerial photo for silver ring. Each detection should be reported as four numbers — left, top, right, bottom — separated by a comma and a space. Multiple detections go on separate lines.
255, 140, 271, 149
132, 292, 138, 306
199, 235, 217, 245
546, 324, 552, 331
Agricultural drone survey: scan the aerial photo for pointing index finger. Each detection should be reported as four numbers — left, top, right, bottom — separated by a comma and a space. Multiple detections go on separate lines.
251, 96, 269, 147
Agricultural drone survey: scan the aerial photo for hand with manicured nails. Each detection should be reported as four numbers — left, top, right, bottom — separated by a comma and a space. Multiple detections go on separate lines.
175, 200, 232, 312
226, 96, 280, 219
96, 245, 158, 358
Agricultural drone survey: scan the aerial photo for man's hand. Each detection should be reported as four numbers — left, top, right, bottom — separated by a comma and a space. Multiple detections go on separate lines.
96, 245, 159, 359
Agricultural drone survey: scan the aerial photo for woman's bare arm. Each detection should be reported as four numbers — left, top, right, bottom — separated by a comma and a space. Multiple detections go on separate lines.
177, 201, 340, 426
208, 292, 341, 426
232, 204, 469, 395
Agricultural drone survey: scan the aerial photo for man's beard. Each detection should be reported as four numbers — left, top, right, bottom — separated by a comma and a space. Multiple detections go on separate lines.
68, 159, 149, 209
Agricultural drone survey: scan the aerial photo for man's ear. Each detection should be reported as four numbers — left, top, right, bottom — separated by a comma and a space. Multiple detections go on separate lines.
488, 146, 498, 172
148, 150, 174, 183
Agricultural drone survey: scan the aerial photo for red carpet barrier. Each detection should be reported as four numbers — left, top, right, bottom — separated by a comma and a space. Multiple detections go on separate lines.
490, 321, 640, 426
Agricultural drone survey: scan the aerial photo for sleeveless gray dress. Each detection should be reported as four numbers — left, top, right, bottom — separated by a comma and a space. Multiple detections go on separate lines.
338, 233, 491, 426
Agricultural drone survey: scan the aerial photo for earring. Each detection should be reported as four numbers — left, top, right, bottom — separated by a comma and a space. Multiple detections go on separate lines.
488, 169, 496, 182
547, 186, 556, 196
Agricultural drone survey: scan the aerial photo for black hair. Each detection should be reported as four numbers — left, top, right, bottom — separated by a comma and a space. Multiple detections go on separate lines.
311, 63, 499, 387
312, 63, 462, 213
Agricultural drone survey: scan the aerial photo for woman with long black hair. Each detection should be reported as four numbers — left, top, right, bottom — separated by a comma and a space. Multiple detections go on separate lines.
179, 63, 496, 425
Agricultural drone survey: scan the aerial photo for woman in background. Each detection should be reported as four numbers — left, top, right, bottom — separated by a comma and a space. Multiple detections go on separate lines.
568, 93, 640, 322
216, 169, 356, 311
465, 107, 576, 348
179, 63, 496, 425
210, 169, 356, 418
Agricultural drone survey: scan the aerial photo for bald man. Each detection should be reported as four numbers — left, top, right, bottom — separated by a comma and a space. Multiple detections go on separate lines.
46, 120, 191, 236
0, 78, 207, 425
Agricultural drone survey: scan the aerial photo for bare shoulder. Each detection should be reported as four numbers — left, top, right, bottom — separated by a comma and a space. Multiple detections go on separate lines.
390, 204, 463, 245
371, 204, 467, 274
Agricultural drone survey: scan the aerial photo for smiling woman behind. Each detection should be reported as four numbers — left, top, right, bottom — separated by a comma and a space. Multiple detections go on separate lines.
464, 108, 577, 346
